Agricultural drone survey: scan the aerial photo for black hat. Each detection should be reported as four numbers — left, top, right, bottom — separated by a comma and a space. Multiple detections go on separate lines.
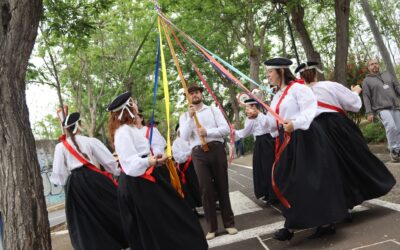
106, 91, 131, 112
264, 57, 293, 68
295, 61, 322, 74
244, 98, 258, 105
175, 123, 179, 132
63, 112, 80, 128
188, 85, 204, 93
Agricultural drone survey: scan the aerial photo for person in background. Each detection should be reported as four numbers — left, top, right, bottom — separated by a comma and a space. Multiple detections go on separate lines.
179, 84, 238, 240
50, 112, 127, 250
234, 137, 244, 158
362, 58, 400, 162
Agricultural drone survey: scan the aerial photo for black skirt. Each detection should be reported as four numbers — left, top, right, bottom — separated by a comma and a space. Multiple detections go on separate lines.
118, 167, 208, 250
314, 112, 396, 208
65, 167, 128, 250
275, 121, 348, 229
178, 160, 202, 209
253, 133, 276, 199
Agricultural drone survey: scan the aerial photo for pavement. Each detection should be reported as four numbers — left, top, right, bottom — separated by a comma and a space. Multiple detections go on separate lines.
50, 143, 400, 250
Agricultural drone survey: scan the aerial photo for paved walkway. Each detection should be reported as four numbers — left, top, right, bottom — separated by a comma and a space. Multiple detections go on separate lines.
51, 144, 400, 250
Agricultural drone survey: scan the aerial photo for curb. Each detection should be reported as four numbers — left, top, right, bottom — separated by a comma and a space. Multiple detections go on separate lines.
47, 203, 65, 213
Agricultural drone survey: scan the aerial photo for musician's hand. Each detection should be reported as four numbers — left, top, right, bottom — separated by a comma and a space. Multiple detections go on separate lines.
198, 127, 207, 137
367, 114, 374, 123
351, 85, 362, 95
283, 120, 294, 133
148, 156, 157, 166
188, 104, 196, 117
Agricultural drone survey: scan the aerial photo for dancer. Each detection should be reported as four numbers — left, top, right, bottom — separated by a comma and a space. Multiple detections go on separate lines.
107, 91, 208, 250
50, 112, 128, 250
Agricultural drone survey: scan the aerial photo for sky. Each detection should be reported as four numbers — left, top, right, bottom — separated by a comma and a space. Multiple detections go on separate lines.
26, 84, 58, 126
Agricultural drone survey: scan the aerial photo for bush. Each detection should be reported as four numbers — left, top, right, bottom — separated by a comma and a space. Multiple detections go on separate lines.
243, 136, 255, 153
360, 122, 387, 143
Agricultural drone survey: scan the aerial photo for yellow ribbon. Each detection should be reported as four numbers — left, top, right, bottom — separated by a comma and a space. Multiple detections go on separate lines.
157, 16, 183, 198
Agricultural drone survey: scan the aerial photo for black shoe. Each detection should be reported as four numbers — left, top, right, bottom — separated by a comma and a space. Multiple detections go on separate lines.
307, 224, 336, 239
273, 228, 294, 241
344, 213, 353, 223
266, 199, 278, 206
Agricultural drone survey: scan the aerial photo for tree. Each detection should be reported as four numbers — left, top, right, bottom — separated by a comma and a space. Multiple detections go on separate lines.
0, 0, 52, 249
360, 0, 398, 81
334, 0, 351, 84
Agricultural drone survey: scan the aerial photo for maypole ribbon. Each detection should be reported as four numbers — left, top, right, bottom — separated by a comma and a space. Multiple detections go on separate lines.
159, 18, 209, 152
148, 34, 161, 146
157, 11, 284, 125
164, 23, 236, 164
157, 16, 184, 198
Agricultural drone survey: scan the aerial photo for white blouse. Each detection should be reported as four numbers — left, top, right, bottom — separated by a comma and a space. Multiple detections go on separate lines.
172, 137, 191, 164
235, 113, 270, 138
139, 126, 167, 156
309, 81, 362, 116
50, 135, 120, 186
259, 83, 317, 138
114, 124, 151, 177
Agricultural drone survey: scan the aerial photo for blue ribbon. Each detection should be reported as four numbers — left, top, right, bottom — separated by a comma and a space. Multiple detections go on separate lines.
149, 35, 161, 145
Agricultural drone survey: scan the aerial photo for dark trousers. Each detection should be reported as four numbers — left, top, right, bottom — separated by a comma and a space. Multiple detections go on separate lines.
192, 141, 235, 232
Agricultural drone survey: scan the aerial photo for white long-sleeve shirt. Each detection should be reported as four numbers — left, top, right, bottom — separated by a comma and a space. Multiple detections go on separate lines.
139, 126, 167, 156
235, 113, 270, 139
258, 83, 317, 138
309, 81, 362, 116
114, 124, 151, 177
179, 104, 229, 149
172, 137, 191, 164
50, 135, 120, 186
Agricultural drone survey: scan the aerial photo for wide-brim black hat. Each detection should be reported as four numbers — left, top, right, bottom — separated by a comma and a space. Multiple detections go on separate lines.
295, 61, 320, 73
106, 91, 131, 112
63, 112, 80, 128
264, 57, 293, 68
188, 85, 204, 93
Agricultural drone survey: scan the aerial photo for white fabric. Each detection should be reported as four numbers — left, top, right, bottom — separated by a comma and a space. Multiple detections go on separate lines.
310, 81, 362, 116
50, 135, 120, 186
235, 113, 270, 138
179, 104, 230, 149
172, 137, 191, 164
139, 126, 167, 156
298, 65, 323, 74
114, 124, 151, 177
257, 83, 317, 138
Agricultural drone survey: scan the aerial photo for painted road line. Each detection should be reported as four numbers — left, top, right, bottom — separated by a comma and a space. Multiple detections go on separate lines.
230, 191, 262, 216
367, 199, 400, 212
351, 239, 400, 250
208, 221, 284, 248
229, 177, 246, 188
51, 230, 69, 236
256, 235, 270, 250
231, 163, 252, 170
239, 173, 253, 180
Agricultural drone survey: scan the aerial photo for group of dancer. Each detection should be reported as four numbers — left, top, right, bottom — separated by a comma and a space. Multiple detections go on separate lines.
50, 57, 396, 249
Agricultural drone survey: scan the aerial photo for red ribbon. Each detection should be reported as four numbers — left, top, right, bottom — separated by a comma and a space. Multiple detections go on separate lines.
177, 156, 192, 184
317, 101, 346, 115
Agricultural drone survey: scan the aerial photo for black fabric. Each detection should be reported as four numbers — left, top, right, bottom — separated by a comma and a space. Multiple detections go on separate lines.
65, 167, 128, 250
314, 113, 396, 208
253, 133, 276, 199
264, 57, 292, 66
275, 121, 348, 229
178, 161, 202, 209
106, 91, 131, 111
294, 61, 318, 73
118, 168, 208, 250
63, 112, 80, 127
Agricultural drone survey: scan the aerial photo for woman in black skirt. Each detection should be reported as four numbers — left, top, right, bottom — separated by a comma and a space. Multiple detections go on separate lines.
234, 98, 276, 204
261, 58, 349, 241
296, 62, 396, 213
107, 91, 208, 250
172, 124, 202, 213
50, 112, 128, 250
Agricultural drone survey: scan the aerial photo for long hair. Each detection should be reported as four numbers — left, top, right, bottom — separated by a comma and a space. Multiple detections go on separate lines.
108, 106, 137, 149
275, 68, 296, 86
300, 69, 317, 84
66, 121, 89, 160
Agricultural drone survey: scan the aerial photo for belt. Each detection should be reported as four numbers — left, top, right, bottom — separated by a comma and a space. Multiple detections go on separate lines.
192, 141, 222, 151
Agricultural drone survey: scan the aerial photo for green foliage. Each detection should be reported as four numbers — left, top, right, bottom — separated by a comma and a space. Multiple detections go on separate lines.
32, 114, 63, 140
360, 122, 386, 143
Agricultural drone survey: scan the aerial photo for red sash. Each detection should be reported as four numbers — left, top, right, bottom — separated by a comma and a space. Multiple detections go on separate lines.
59, 135, 118, 186
178, 156, 192, 184
317, 101, 346, 115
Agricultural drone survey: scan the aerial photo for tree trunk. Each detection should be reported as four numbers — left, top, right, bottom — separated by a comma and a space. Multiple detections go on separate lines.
360, 0, 398, 82
289, 3, 325, 80
0, 0, 51, 249
334, 0, 351, 85
249, 46, 262, 84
